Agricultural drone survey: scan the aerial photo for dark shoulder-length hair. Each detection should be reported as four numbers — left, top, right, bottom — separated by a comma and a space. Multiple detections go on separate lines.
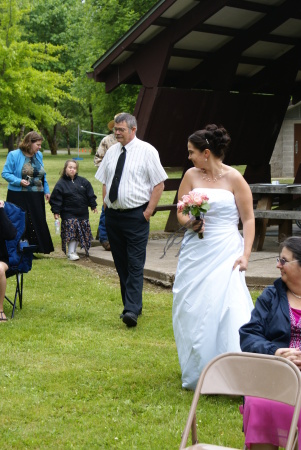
19, 131, 44, 153
60, 159, 79, 178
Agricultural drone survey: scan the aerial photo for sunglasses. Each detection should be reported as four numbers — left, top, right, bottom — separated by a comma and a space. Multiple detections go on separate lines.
277, 257, 299, 266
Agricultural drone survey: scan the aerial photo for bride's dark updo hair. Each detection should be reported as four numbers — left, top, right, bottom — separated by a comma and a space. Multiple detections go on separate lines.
188, 124, 231, 160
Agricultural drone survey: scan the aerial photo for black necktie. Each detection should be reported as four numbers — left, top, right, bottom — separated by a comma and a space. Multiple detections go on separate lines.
109, 147, 126, 203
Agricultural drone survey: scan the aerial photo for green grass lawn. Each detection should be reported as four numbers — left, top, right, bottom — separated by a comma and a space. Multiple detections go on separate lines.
0, 149, 262, 448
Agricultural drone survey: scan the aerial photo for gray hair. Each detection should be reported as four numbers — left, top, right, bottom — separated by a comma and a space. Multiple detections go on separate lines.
115, 113, 137, 131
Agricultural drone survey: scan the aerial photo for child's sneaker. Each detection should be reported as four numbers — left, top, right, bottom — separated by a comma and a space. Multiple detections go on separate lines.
68, 252, 79, 261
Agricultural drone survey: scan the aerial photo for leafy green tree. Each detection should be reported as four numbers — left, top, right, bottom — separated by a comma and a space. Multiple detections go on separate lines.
0, 0, 74, 152
0, 0, 161, 152
20, 0, 85, 153
71, 0, 158, 153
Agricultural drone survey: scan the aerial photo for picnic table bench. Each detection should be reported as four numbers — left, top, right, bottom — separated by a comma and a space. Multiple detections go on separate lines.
250, 184, 301, 251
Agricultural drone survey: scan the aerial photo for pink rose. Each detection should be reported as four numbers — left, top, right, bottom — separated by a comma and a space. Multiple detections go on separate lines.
189, 191, 204, 206
177, 200, 185, 212
182, 194, 191, 206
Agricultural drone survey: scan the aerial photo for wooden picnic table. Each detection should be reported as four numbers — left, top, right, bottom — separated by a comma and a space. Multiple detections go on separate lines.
250, 184, 301, 251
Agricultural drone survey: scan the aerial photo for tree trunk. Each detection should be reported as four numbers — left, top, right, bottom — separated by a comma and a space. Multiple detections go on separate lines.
43, 125, 58, 155
16, 126, 25, 149
8, 133, 15, 152
89, 103, 96, 155
66, 128, 71, 155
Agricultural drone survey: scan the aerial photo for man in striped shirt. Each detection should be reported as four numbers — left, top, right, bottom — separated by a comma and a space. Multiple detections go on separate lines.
95, 113, 168, 328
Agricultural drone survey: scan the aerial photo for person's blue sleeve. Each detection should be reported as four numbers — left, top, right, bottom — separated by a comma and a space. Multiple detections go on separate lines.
239, 289, 279, 355
37, 152, 50, 194
43, 175, 50, 194
1, 152, 21, 186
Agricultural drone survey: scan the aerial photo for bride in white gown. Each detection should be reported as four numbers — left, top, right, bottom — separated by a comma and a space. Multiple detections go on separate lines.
173, 124, 255, 390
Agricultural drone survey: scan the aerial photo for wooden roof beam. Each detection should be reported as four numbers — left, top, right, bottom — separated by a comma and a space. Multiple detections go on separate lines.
182, 0, 299, 90
91, 0, 177, 78
96, 0, 230, 91
227, 0, 274, 14
238, 45, 301, 95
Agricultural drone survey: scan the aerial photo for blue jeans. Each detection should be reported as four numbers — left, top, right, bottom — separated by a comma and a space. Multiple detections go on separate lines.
98, 205, 108, 242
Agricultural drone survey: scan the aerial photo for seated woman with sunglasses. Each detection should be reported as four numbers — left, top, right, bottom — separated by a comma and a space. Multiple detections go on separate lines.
239, 236, 301, 449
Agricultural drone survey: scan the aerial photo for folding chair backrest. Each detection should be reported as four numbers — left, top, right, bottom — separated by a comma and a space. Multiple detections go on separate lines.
200, 353, 300, 405
180, 352, 301, 450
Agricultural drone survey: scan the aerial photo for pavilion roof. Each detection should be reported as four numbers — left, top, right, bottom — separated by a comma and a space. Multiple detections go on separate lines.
89, 0, 301, 103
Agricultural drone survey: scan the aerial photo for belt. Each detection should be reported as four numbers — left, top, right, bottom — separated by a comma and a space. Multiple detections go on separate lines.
109, 203, 148, 213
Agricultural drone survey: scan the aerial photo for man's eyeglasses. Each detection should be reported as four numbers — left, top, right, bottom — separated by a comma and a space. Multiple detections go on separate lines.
277, 257, 299, 266
113, 127, 129, 133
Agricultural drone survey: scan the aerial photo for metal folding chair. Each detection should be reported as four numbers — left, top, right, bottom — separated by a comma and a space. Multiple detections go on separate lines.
5, 244, 37, 318
179, 352, 301, 450
5, 270, 24, 319
3, 202, 37, 318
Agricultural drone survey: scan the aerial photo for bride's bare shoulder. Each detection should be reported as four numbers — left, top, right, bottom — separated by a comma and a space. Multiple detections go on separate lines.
224, 165, 243, 180
184, 167, 200, 178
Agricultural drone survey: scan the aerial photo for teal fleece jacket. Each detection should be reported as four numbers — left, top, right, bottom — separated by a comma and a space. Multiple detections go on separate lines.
1, 149, 50, 194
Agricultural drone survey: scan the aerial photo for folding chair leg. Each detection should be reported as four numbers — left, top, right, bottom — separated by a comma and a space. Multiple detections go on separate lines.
293, 430, 298, 450
19, 273, 23, 310
4, 295, 14, 308
4, 273, 23, 318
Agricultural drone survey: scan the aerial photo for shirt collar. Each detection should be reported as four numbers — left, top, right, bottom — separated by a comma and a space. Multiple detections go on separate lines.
121, 135, 137, 152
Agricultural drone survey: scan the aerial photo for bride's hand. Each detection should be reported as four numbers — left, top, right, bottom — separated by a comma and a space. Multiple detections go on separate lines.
185, 218, 205, 233
233, 255, 249, 272
192, 218, 204, 234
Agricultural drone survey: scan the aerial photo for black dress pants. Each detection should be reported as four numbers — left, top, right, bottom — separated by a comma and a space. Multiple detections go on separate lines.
105, 204, 149, 316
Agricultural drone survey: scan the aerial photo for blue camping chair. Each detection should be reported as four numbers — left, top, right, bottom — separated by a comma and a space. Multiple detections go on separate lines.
4, 202, 36, 318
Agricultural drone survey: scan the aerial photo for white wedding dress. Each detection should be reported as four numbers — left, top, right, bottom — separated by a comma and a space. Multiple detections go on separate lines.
173, 188, 254, 390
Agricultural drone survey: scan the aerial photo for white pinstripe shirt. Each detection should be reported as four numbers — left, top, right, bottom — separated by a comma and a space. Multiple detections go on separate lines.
95, 136, 168, 209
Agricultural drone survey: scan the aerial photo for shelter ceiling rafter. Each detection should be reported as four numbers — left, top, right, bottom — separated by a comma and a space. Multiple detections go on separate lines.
181, 0, 300, 90
239, 44, 301, 97
98, 0, 231, 92
89, 0, 301, 101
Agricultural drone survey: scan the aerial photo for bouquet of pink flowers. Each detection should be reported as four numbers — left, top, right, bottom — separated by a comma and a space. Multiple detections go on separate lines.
177, 191, 210, 239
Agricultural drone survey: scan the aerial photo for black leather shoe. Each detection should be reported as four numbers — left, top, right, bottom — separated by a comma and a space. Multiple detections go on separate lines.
122, 312, 138, 327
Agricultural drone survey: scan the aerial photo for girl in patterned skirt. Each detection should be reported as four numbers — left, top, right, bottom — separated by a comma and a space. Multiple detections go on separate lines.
50, 160, 98, 261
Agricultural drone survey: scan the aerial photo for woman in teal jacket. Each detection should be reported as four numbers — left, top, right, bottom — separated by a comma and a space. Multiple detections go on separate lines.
1, 131, 54, 254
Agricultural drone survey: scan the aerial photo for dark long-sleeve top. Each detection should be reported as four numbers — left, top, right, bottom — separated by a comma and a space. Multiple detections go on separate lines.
49, 174, 97, 220
0, 207, 17, 263
239, 278, 291, 355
